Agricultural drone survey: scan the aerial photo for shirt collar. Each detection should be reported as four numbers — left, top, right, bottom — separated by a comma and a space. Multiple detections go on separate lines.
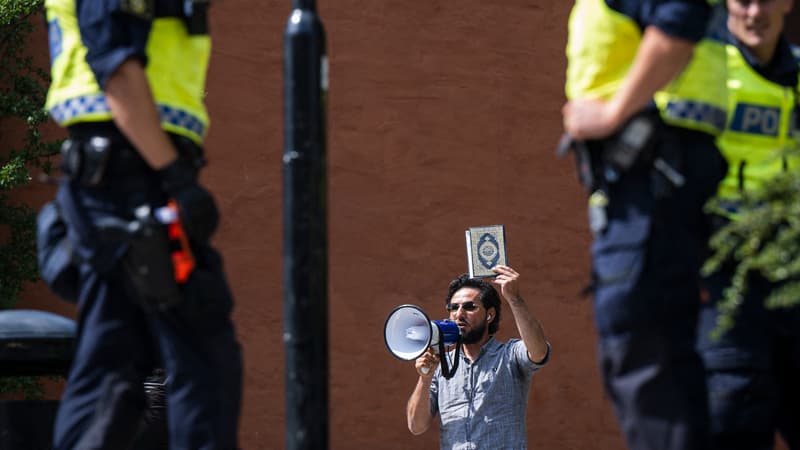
727, 30, 799, 88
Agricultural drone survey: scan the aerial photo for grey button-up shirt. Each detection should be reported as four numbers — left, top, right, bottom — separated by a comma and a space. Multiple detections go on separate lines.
429, 337, 550, 450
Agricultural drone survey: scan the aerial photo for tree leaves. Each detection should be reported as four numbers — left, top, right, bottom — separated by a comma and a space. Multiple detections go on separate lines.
703, 148, 800, 338
1, 0, 61, 309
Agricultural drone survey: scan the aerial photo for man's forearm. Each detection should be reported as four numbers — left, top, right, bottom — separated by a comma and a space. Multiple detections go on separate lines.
104, 59, 178, 170
406, 377, 434, 435
607, 26, 696, 127
507, 297, 548, 363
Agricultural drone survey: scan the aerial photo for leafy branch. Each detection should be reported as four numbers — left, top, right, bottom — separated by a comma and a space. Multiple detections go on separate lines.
702, 144, 800, 338
1, 0, 60, 311
0, 0, 62, 397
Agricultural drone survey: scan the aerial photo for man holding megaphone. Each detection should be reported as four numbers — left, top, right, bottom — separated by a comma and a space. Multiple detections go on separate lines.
405, 265, 550, 449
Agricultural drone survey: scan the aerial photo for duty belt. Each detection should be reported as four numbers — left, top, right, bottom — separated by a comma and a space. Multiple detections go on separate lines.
61, 126, 204, 188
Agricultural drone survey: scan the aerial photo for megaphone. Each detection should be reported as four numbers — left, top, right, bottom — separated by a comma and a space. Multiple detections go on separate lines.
384, 304, 462, 378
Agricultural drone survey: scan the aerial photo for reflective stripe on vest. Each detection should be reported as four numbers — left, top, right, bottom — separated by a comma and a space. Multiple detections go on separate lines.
49, 94, 207, 139
715, 44, 800, 202
653, 8, 729, 136
659, 98, 727, 134
44, 0, 210, 144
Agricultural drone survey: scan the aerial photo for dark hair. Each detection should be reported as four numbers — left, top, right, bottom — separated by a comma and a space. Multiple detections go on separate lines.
445, 274, 501, 335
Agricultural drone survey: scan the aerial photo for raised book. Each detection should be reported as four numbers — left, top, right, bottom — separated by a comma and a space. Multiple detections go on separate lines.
465, 225, 507, 278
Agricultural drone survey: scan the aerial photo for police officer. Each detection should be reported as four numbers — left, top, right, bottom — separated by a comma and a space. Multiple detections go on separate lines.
696, 0, 800, 448
561, 1, 728, 449
41, 0, 242, 448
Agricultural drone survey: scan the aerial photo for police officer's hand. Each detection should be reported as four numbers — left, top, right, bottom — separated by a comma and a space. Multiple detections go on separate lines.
157, 158, 219, 243
415, 348, 439, 379
562, 98, 623, 140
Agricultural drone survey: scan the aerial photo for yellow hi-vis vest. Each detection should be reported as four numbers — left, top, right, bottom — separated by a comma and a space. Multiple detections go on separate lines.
715, 44, 800, 202
44, 0, 211, 144
565, 0, 727, 135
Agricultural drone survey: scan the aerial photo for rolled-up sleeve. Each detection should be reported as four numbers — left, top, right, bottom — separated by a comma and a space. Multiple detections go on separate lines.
76, 0, 151, 89
512, 339, 550, 376
648, 0, 711, 43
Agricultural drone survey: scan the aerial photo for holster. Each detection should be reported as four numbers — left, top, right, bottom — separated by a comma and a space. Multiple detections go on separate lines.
603, 113, 659, 175
58, 124, 208, 309
60, 137, 113, 187
559, 111, 661, 193
120, 213, 184, 311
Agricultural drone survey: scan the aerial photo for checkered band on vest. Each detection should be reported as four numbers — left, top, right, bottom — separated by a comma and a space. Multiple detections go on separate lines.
663, 100, 728, 134
49, 94, 110, 122
49, 94, 206, 139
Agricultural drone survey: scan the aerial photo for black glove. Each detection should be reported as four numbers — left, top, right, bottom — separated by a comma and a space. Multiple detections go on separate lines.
157, 158, 219, 243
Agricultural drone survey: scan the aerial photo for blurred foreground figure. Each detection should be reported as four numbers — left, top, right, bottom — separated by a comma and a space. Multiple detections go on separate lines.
39, 0, 243, 448
697, 1, 800, 448
561, 1, 729, 449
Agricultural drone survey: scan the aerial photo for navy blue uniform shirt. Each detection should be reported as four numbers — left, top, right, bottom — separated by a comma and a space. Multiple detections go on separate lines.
606, 0, 712, 43
727, 31, 799, 88
76, 0, 151, 88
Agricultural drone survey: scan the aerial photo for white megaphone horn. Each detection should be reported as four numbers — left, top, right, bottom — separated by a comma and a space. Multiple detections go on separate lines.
384, 304, 461, 365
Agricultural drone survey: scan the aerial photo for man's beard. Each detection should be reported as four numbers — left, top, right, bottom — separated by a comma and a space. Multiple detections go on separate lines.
460, 319, 488, 344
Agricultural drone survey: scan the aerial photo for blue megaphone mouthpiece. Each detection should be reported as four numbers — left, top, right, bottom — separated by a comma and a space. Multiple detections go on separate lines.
431, 319, 460, 347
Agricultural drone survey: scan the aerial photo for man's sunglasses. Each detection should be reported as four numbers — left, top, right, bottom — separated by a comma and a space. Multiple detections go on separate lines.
445, 301, 479, 312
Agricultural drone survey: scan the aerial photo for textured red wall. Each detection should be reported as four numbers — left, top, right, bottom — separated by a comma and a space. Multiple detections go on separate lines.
218, 1, 621, 447
196, 2, 617, 448
23, 1, 800, 449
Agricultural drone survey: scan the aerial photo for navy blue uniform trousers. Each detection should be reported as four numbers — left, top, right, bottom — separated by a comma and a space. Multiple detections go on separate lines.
698, 265, 800, 450
52, 138, 242, 450
590, 125, 726, 450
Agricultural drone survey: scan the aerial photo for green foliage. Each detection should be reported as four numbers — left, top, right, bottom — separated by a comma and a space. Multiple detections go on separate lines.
0, 196, 38, 306
702, 146, 800, 339
0, 374, 47, 399
1, 0, 63, 397
1, 0, 59, 311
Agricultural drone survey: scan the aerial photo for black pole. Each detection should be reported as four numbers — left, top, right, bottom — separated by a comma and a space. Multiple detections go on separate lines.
282, 0, 328, 449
